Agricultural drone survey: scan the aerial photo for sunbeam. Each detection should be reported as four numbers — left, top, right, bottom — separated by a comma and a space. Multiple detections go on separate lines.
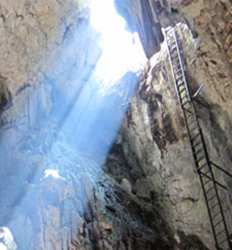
0, 0, 147, 249
90, 0, 146, 87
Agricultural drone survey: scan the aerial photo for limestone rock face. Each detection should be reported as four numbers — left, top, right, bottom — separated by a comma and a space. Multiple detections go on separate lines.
105, 0, 232, 247
0, 0, 79, 93
0, 227, 17, 250
105, 0, 232, 249
115, 0, 164, 58
106, 24, 214, 248
0, 0, 101, 128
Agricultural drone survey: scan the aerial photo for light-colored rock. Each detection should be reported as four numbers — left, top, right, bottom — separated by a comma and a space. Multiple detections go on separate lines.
0, 227, 17, 250
115, 18, 232, 248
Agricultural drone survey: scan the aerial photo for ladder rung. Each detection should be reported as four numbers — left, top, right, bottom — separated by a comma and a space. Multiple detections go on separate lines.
214, 219, 223, 228
176, 77, 183, 83
168, 45, 176, 51
214, 220, 224, 230
180, 90, 187, 96
174, 69, 182, 75
188, 116, 197, 123
186, 112, 195, 119
192, 141, 202, 149
172, 58, 179, 65
177, 81, 185, 88
177, 85, 187, 94
171, 56, 178, 63
216, 230, 225, 237
193, 143, 205, 154
170, 51, 178, 57
211, 207, 221, 216
218, 237, 228, 245
166, 34, 174, 40
188, 117, 197, 124
173, 63, 181, 69
181, 91, 189, 98
207, 195, 216, 202
199, 171, 212, 181
198, 162, 208, 171
211, 203, 220, 212
175, 65, 181, 71
193, 142, 202, 151
175, 71, 182, 78
179, 87, 186, 95
213, 208, 223, 216
204, 178, 212, 186
183, 107, 193, 114
170, 44, 177, 51
204, 184, 213, 192
183, 102, 191, 110
202, 173, 228, 190
194, 147, 204, 155
206, 186, 214, 194
179, 80, 187, 89
182, 100, 190, 106
186, 115, 195, 122
174, 68, 182, 75
171, 51, 178, 57
210, 202, 219, 211
201, 170, 210, 178
196, 156, 206, 166
186, 116, 194, 122
177, 81, 185, 87
181, 95, 188, 103
167, 40, 175, 46
189, 127, 199, 135
170, 50, 177, 56
166, 33, 231, 249
197, 155, 206, 163
204, 180, 213, 188
176, 74, 183, 81
168, 39, 175, 45
191, 133, 201, 142
189, 131, 198, 138
169, 40, 176, 46
194, 144, 203, 153
190, 131, 199, 139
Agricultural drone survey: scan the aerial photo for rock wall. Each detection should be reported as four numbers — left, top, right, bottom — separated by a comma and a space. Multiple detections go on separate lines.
0, 0, 101, 129
105, 0, 232, 249
0, 0, 80, 93
0, 0, 232, 249
114, 0, 164, 58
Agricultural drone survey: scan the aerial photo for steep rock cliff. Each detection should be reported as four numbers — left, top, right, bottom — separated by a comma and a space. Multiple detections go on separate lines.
0, 0, 232, 249
106, 0, 232, 248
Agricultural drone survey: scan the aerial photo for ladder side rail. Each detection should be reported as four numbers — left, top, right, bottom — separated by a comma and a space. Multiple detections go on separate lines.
178, 91, 223, 249
166, 34, 182, 105
210, 161, 232, 179
166, 30, 220, 248
200, 129, 231, 247
179, 96, 221, 249
198, 170, 221, 249
172, 30, 192, 102
165, 28, 232, 250
168, 29, 202, 136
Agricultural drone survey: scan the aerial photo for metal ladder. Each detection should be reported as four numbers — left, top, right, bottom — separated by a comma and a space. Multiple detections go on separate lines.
165, 27, 232, 250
